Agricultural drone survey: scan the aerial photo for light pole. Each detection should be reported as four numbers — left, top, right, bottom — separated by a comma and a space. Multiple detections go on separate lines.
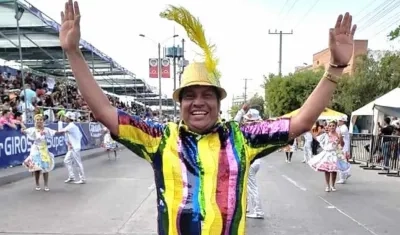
14, 1, 28, 122
139, 34, 178, 120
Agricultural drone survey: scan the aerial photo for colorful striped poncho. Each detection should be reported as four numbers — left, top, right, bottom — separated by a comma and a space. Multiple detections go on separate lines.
112, 109, 290, 235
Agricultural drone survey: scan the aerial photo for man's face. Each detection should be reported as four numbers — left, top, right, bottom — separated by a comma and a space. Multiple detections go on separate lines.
180, 86, 220, 134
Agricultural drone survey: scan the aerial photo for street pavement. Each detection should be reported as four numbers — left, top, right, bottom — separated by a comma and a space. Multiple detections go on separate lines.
0, 149, 399, 235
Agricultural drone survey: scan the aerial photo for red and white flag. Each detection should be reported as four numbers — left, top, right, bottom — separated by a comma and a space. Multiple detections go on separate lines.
161, 58, 170, 78
149, 58, 158, 78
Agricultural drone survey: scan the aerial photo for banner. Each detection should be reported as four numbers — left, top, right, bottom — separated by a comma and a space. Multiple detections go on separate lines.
149, 58, 158, 78
0, 122, 105, 169
161, 58, 171, 78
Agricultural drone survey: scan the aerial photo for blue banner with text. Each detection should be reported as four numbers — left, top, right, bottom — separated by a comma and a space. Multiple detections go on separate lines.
0, 122, 105, 169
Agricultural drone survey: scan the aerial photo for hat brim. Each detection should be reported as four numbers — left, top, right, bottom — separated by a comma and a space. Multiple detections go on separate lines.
66, 116, 75, 120
172, 82, 227, 102
244, 116, 261, 121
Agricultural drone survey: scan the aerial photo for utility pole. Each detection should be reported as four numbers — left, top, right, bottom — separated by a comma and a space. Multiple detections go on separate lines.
179, 38, 185, 86
243, 78, 252, 103
268, 29, 293, 77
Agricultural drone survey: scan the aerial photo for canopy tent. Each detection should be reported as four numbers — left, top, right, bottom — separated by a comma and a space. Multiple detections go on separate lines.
373, 88, 400, 117
351, 100, 375, 116
350, 88, 400, 134
282, 108, 346, 120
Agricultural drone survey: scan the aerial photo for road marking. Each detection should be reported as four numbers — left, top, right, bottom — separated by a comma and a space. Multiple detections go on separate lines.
318, 196, 379, 235
148, 183, 155, 190
281, 174, 307, 191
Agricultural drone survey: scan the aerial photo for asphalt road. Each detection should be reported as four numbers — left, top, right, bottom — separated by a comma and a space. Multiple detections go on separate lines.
0, 149, 399, 235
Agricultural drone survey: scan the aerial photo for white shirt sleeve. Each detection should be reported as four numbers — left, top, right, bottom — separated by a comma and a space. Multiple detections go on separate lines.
233, 109, 245, 122
61, 123, 74, 132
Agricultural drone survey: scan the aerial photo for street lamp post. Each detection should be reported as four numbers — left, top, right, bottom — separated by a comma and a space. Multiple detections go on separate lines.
139, 34, 179, 120
157, 42, 162, 119
14, 2, 28, 122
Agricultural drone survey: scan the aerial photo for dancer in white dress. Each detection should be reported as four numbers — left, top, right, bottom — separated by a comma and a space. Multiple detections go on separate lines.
308, 120, 344, 192
22, 114, 58, 191
302, 130, 313, 163
336, 116, 351, 184
103, 127, 117, 159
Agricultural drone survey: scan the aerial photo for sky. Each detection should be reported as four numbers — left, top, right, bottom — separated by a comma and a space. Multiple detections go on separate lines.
17, 0, 400, 115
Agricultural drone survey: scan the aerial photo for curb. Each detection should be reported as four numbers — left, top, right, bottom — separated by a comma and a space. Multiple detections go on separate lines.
0, 148, 115, 187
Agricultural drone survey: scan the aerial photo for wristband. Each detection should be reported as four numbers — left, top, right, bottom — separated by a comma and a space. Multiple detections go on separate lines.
323, 71, 339, 84
329, 63, 349, 69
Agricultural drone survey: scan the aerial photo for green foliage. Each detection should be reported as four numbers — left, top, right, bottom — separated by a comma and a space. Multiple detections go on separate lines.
249, 93, 265, 117
264, 69, 324, 116
263, 51, 400, 117
229, 104, 241, 119
388, 25, 400, 41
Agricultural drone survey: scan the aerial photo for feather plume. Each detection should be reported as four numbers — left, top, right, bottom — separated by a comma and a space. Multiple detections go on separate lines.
160, 5, 221, 83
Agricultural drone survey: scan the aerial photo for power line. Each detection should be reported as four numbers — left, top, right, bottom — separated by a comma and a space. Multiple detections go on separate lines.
285, 0, 299, 15
293, 0, 322, 30
359, 0, 400, 32
370, 12, 400, 39
369, 10, 400, 35
357, 0, 394, 26
277, 0, 290, 19
354, 0, 377, 18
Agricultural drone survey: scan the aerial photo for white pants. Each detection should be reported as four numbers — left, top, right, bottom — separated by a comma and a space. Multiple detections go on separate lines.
247, 160, 263, 214
338, 150, 351, 182
64, 148, 85, 180
303, 144, 312, 162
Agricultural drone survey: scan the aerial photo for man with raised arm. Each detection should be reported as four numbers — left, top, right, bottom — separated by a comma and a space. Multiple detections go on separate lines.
59, 1, 356, 234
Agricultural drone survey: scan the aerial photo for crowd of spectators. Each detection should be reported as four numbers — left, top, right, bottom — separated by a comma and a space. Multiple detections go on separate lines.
0, 66, 147, 130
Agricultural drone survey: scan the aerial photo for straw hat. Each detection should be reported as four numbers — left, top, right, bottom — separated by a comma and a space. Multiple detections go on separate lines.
172, 62, 227, 102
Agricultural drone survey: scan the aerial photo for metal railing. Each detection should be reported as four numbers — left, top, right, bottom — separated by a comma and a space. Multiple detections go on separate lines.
351, 133, 400, 177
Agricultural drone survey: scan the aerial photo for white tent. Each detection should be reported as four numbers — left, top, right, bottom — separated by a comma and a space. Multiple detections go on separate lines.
350, 88, 400, 134
351, 100, 375, 116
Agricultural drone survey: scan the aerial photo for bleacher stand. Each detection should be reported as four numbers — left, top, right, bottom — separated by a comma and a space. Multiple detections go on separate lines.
0, 66, 146, 129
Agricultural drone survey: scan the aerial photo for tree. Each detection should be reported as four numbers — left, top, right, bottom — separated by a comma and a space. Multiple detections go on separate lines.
229, 104, 241, 119
334, 51, 400, 114
263, 69, 324, 116
388, 25, 400, 41
263, 51, 400, 118
248, 93, 265, 117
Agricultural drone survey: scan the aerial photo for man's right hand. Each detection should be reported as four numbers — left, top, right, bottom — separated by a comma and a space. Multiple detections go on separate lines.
242, 103, 250, 113
60, 0, 81, 53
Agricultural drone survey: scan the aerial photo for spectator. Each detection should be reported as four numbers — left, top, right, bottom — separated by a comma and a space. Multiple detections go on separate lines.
13, 111, 26, 130
17, 96, 35, 123
19, 84, 37, 105
0, 110, 17, 130
0, 66, 148, 124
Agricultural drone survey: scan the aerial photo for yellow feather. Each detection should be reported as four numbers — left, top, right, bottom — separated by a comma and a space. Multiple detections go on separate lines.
160, 5, 221, 83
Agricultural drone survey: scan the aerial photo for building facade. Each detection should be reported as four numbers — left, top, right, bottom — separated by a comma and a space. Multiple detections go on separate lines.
296, 40, 368, 75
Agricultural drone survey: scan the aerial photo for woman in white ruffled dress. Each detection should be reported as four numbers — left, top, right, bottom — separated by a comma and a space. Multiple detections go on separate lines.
22, 114, 58, 191
103, 127, 118, 159
308, 120, 344, 192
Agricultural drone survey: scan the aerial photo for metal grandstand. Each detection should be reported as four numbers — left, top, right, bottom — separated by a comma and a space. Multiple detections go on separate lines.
0, 0, 166, 107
